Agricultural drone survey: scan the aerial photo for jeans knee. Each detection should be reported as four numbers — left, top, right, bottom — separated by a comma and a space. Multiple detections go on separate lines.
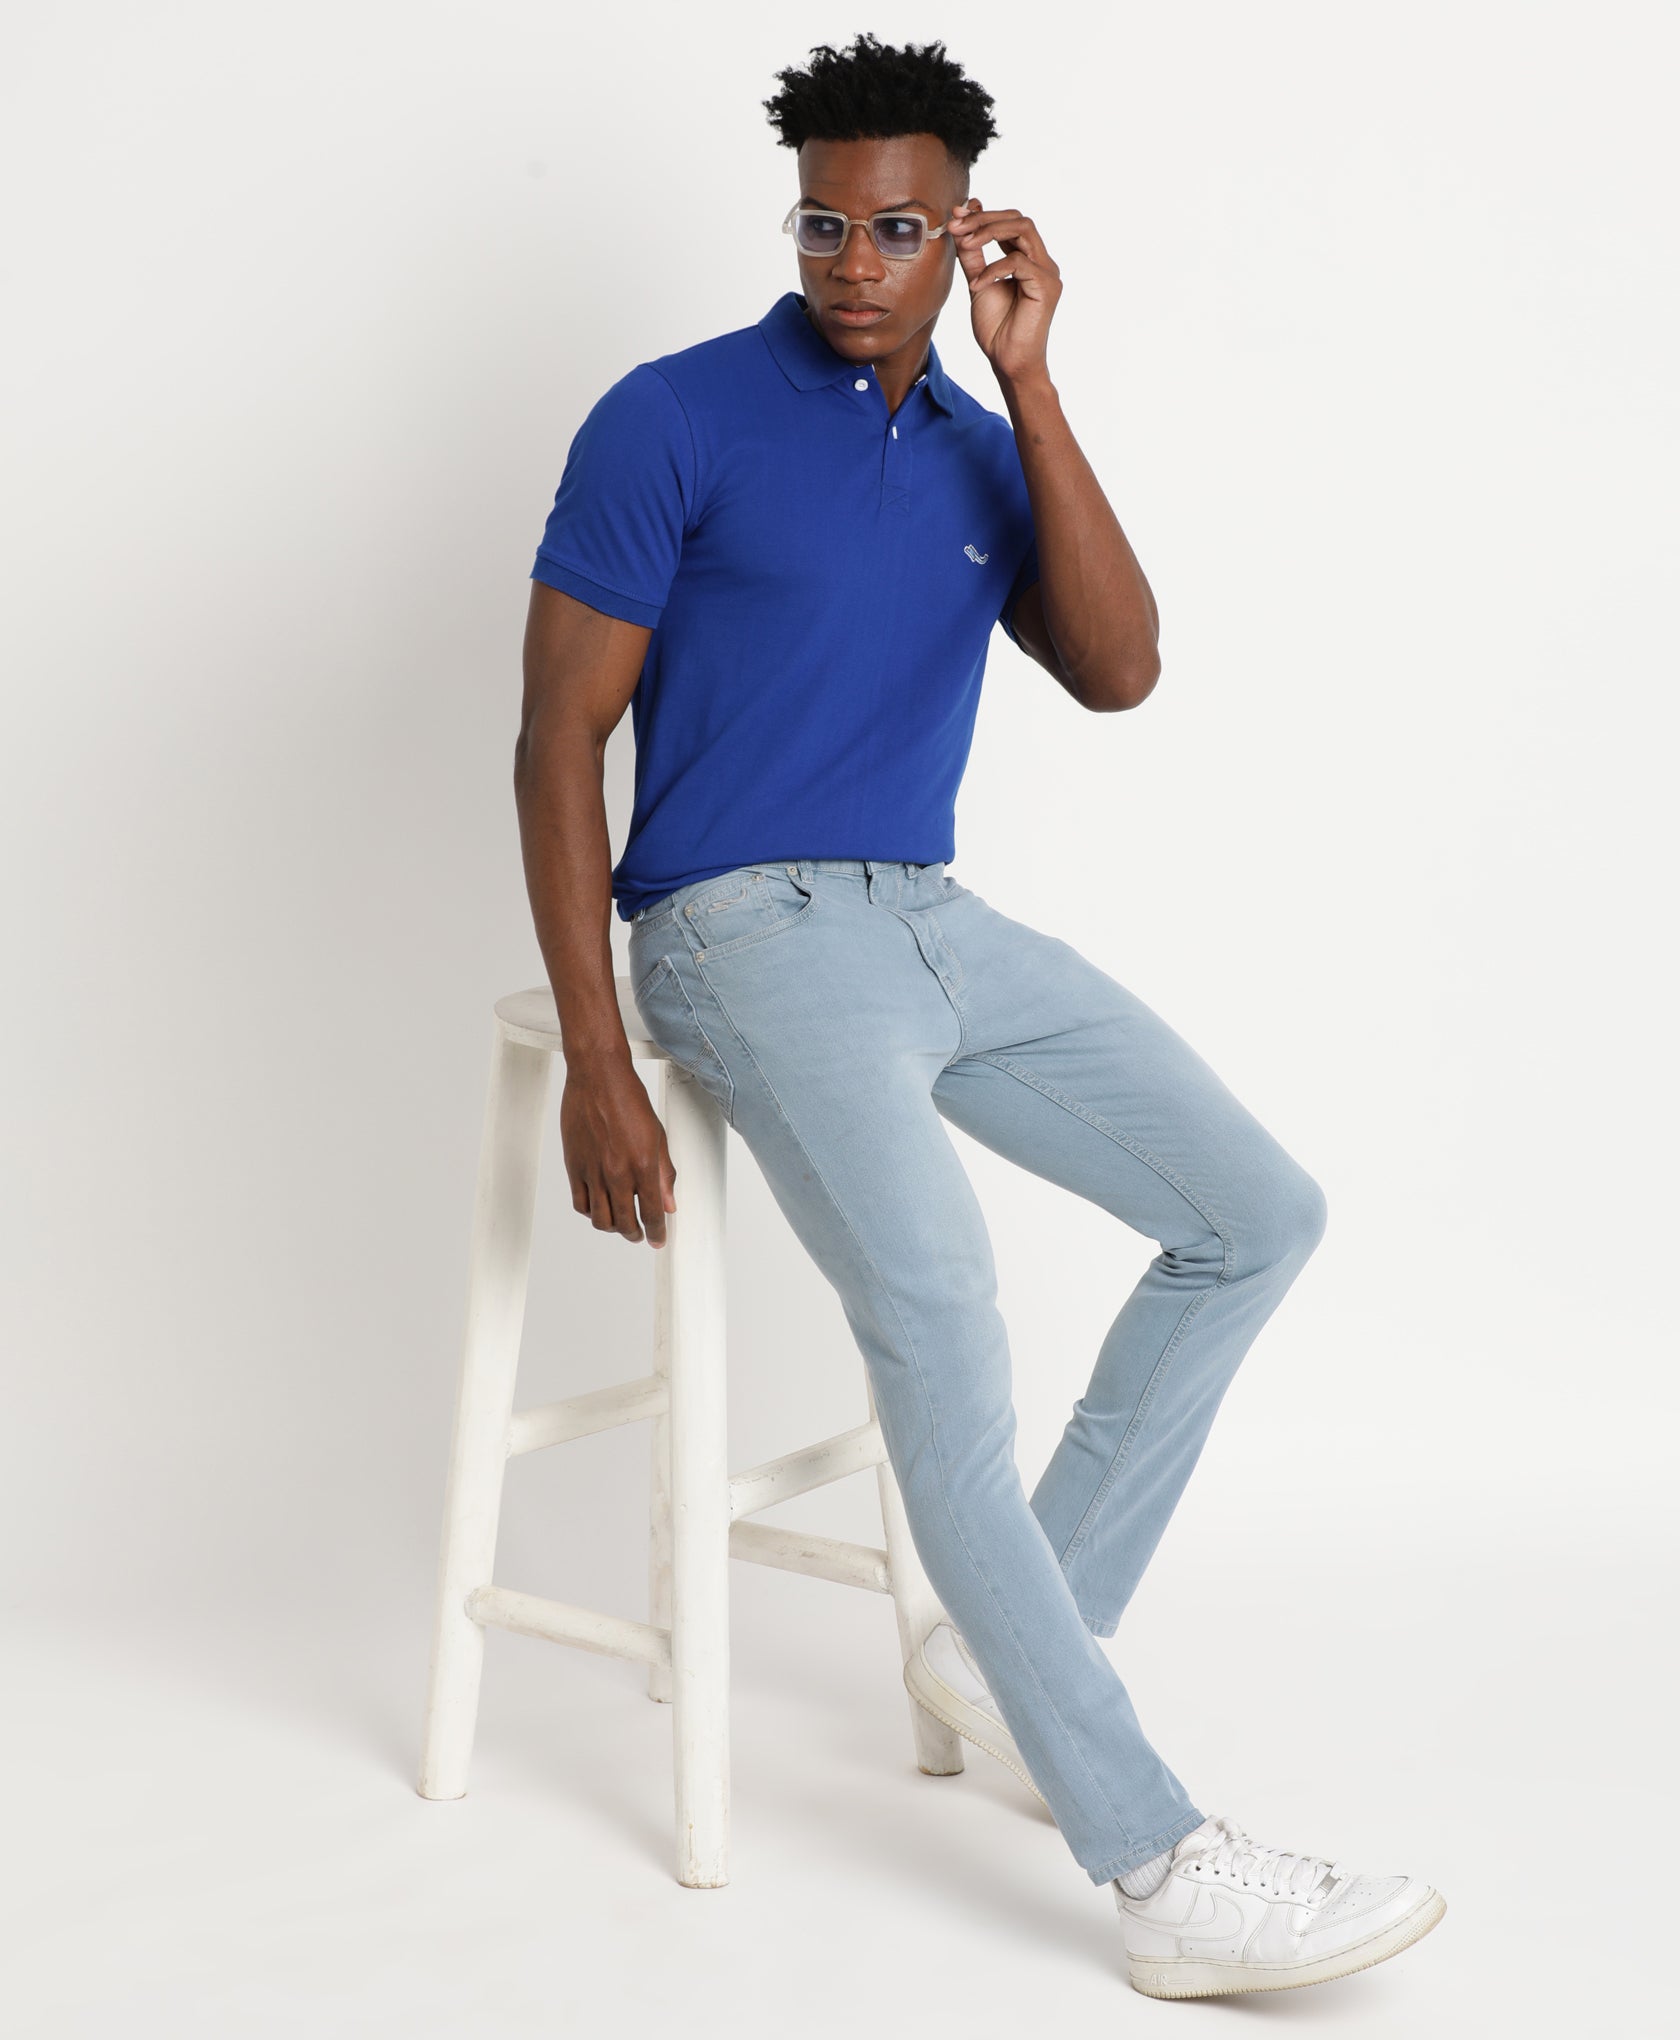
1291, 1169, 1329, 1264
1231, 1162, 1327, 1279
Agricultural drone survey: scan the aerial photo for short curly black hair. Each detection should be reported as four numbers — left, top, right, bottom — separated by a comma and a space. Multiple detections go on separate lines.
762, 32, 998, 169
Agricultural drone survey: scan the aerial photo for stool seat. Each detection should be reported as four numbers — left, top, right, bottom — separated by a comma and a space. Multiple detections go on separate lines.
494, 982, 660, 1059
416, 975, 965, 1887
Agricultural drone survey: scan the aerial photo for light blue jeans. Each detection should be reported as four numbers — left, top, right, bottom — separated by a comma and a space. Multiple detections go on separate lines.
627, 858, 1328, 1885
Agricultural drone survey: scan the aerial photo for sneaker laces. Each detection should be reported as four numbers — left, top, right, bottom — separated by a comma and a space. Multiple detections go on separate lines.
1181, 1814, 1342, 1901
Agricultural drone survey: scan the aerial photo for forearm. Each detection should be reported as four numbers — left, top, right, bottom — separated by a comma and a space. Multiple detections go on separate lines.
512, 719, 632, 1073
1000, 371, 1160, 707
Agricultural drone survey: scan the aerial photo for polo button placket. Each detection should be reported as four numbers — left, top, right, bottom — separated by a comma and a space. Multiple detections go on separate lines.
880, 368, 915, 520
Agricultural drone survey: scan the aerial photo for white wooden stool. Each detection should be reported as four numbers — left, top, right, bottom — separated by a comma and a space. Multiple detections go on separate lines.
417, 980, 965, 1886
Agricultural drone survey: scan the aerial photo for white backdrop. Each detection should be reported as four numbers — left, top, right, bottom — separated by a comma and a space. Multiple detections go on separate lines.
4, 4, 1674, 2034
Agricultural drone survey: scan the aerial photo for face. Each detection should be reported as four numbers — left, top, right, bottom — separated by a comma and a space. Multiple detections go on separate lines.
790, 133, 966, 365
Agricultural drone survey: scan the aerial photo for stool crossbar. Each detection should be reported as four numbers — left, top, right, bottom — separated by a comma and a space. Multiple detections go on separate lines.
417, 981, 964, 1886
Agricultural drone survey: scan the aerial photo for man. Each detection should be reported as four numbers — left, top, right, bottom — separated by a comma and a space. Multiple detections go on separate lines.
514, 31, 1445, 2000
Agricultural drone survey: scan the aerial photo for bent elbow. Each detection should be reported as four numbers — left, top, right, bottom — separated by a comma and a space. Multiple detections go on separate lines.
1123, 654, 1163, 709
1085, 654, 1161, 712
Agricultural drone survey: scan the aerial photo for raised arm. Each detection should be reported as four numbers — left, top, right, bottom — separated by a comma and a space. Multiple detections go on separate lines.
513, 579, 676, 1247
948, 195, 1162, 712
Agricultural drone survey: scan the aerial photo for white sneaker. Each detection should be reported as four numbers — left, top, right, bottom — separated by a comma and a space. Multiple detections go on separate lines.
903, 1621, 1048, 1806
1114, 1812, 1446, 1998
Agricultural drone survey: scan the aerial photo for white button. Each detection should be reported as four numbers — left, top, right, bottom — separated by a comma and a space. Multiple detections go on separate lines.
854, 378, 869, 390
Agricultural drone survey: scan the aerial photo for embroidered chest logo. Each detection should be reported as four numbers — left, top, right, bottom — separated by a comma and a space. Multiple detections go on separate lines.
964, 544, 991, 564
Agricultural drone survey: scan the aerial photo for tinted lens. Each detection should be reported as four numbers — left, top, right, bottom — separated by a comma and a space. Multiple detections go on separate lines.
794, 210, 847, 255
872, 214, 926, 258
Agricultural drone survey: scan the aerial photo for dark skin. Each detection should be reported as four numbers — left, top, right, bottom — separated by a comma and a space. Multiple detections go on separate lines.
515, 132, 1162, 1248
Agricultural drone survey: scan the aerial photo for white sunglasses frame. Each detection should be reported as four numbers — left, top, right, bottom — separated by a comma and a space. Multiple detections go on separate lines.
781, 200, 952, 261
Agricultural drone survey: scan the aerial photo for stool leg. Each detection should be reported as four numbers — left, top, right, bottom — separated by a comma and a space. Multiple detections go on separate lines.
868, 1374, 966, 1780
646, 1064, 674, 1705
417, 1024, 551, 1801
661, 1065, 731, 1887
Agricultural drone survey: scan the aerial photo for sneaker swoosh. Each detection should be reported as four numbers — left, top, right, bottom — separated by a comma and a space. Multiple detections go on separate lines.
1172, 1888, 1248, 1945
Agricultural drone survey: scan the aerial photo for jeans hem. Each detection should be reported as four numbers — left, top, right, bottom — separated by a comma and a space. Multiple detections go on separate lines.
1085, 1806, 1208, 1887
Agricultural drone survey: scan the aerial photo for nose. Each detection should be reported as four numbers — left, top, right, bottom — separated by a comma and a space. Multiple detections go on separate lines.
833, 218, 887, 284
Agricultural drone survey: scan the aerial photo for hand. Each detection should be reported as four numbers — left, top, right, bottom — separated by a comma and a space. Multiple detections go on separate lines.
945, 196, 1061, 385
560, 1061, 677, 1246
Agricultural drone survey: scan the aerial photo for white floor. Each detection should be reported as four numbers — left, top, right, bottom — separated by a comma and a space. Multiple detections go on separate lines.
9, 1510, 1663, 2038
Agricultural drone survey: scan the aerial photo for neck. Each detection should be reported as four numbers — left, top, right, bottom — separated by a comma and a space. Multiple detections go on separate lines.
799, 294, 931, 387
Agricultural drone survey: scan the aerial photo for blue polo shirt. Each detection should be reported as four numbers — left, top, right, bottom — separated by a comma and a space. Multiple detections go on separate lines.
530, 289, 1039, 920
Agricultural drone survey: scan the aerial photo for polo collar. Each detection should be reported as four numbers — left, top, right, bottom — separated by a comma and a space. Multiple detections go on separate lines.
758, 289, 956, 418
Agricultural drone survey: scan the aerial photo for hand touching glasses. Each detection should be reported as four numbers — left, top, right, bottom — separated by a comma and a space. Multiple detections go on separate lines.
946, 196, 1062, 386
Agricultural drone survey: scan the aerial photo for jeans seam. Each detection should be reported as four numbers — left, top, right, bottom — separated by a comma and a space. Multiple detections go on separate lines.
960, 1051, 1234, 1573
920, 911, 970, 1057
694, 967, 1141, 1855
1059, 1285, 1220, 1570
883, 901, 970, 1057
965, 1051, 1233, 1278
638, 956, 737, 1126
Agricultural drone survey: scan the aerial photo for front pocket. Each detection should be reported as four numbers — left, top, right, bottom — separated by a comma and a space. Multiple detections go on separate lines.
691, 867, 819, 965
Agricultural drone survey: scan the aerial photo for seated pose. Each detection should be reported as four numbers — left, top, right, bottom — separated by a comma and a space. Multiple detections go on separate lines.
514, 30, 1446, 2001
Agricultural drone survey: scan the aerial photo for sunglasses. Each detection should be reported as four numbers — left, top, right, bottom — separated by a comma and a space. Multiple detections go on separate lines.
781, 200, 952, 261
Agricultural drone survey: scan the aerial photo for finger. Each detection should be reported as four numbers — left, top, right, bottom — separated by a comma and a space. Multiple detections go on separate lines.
584, 1167, 636, 1239
947, 206, 1027, 240
953, 213, 1050, 265
587, 1179, 621, 1233
946, 207, 993, 276
638, 1161, 675, 1248
953, 226, 1053, 282
944, 198, 995, 251
602, 1166, 646, 1241
583, 1175, 615, 1230
968, 252, 1054, 297
948, 205, 1023, 230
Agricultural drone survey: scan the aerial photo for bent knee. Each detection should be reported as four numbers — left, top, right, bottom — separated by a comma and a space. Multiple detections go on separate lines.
1230, 1162, 1327, 1278
1292, 1168, 1329, 1262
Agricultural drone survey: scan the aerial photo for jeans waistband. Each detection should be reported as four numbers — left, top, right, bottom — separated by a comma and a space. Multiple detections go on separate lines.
631, 859, 944, 933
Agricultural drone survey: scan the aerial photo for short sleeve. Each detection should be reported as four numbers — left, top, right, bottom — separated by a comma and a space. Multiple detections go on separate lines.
998, 533, 1039, 647
531, 363, 696, 627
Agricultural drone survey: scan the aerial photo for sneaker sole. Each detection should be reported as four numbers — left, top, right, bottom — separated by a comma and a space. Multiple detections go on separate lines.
902, 1650, 1050, 1807
1125, 1886, 1447, 1998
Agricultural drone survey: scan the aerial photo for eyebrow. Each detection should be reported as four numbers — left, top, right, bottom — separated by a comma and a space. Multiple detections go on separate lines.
798, 196, 937, 215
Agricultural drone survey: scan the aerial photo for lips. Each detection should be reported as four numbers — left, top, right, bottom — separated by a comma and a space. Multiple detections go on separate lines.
831, 302, 890, 322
